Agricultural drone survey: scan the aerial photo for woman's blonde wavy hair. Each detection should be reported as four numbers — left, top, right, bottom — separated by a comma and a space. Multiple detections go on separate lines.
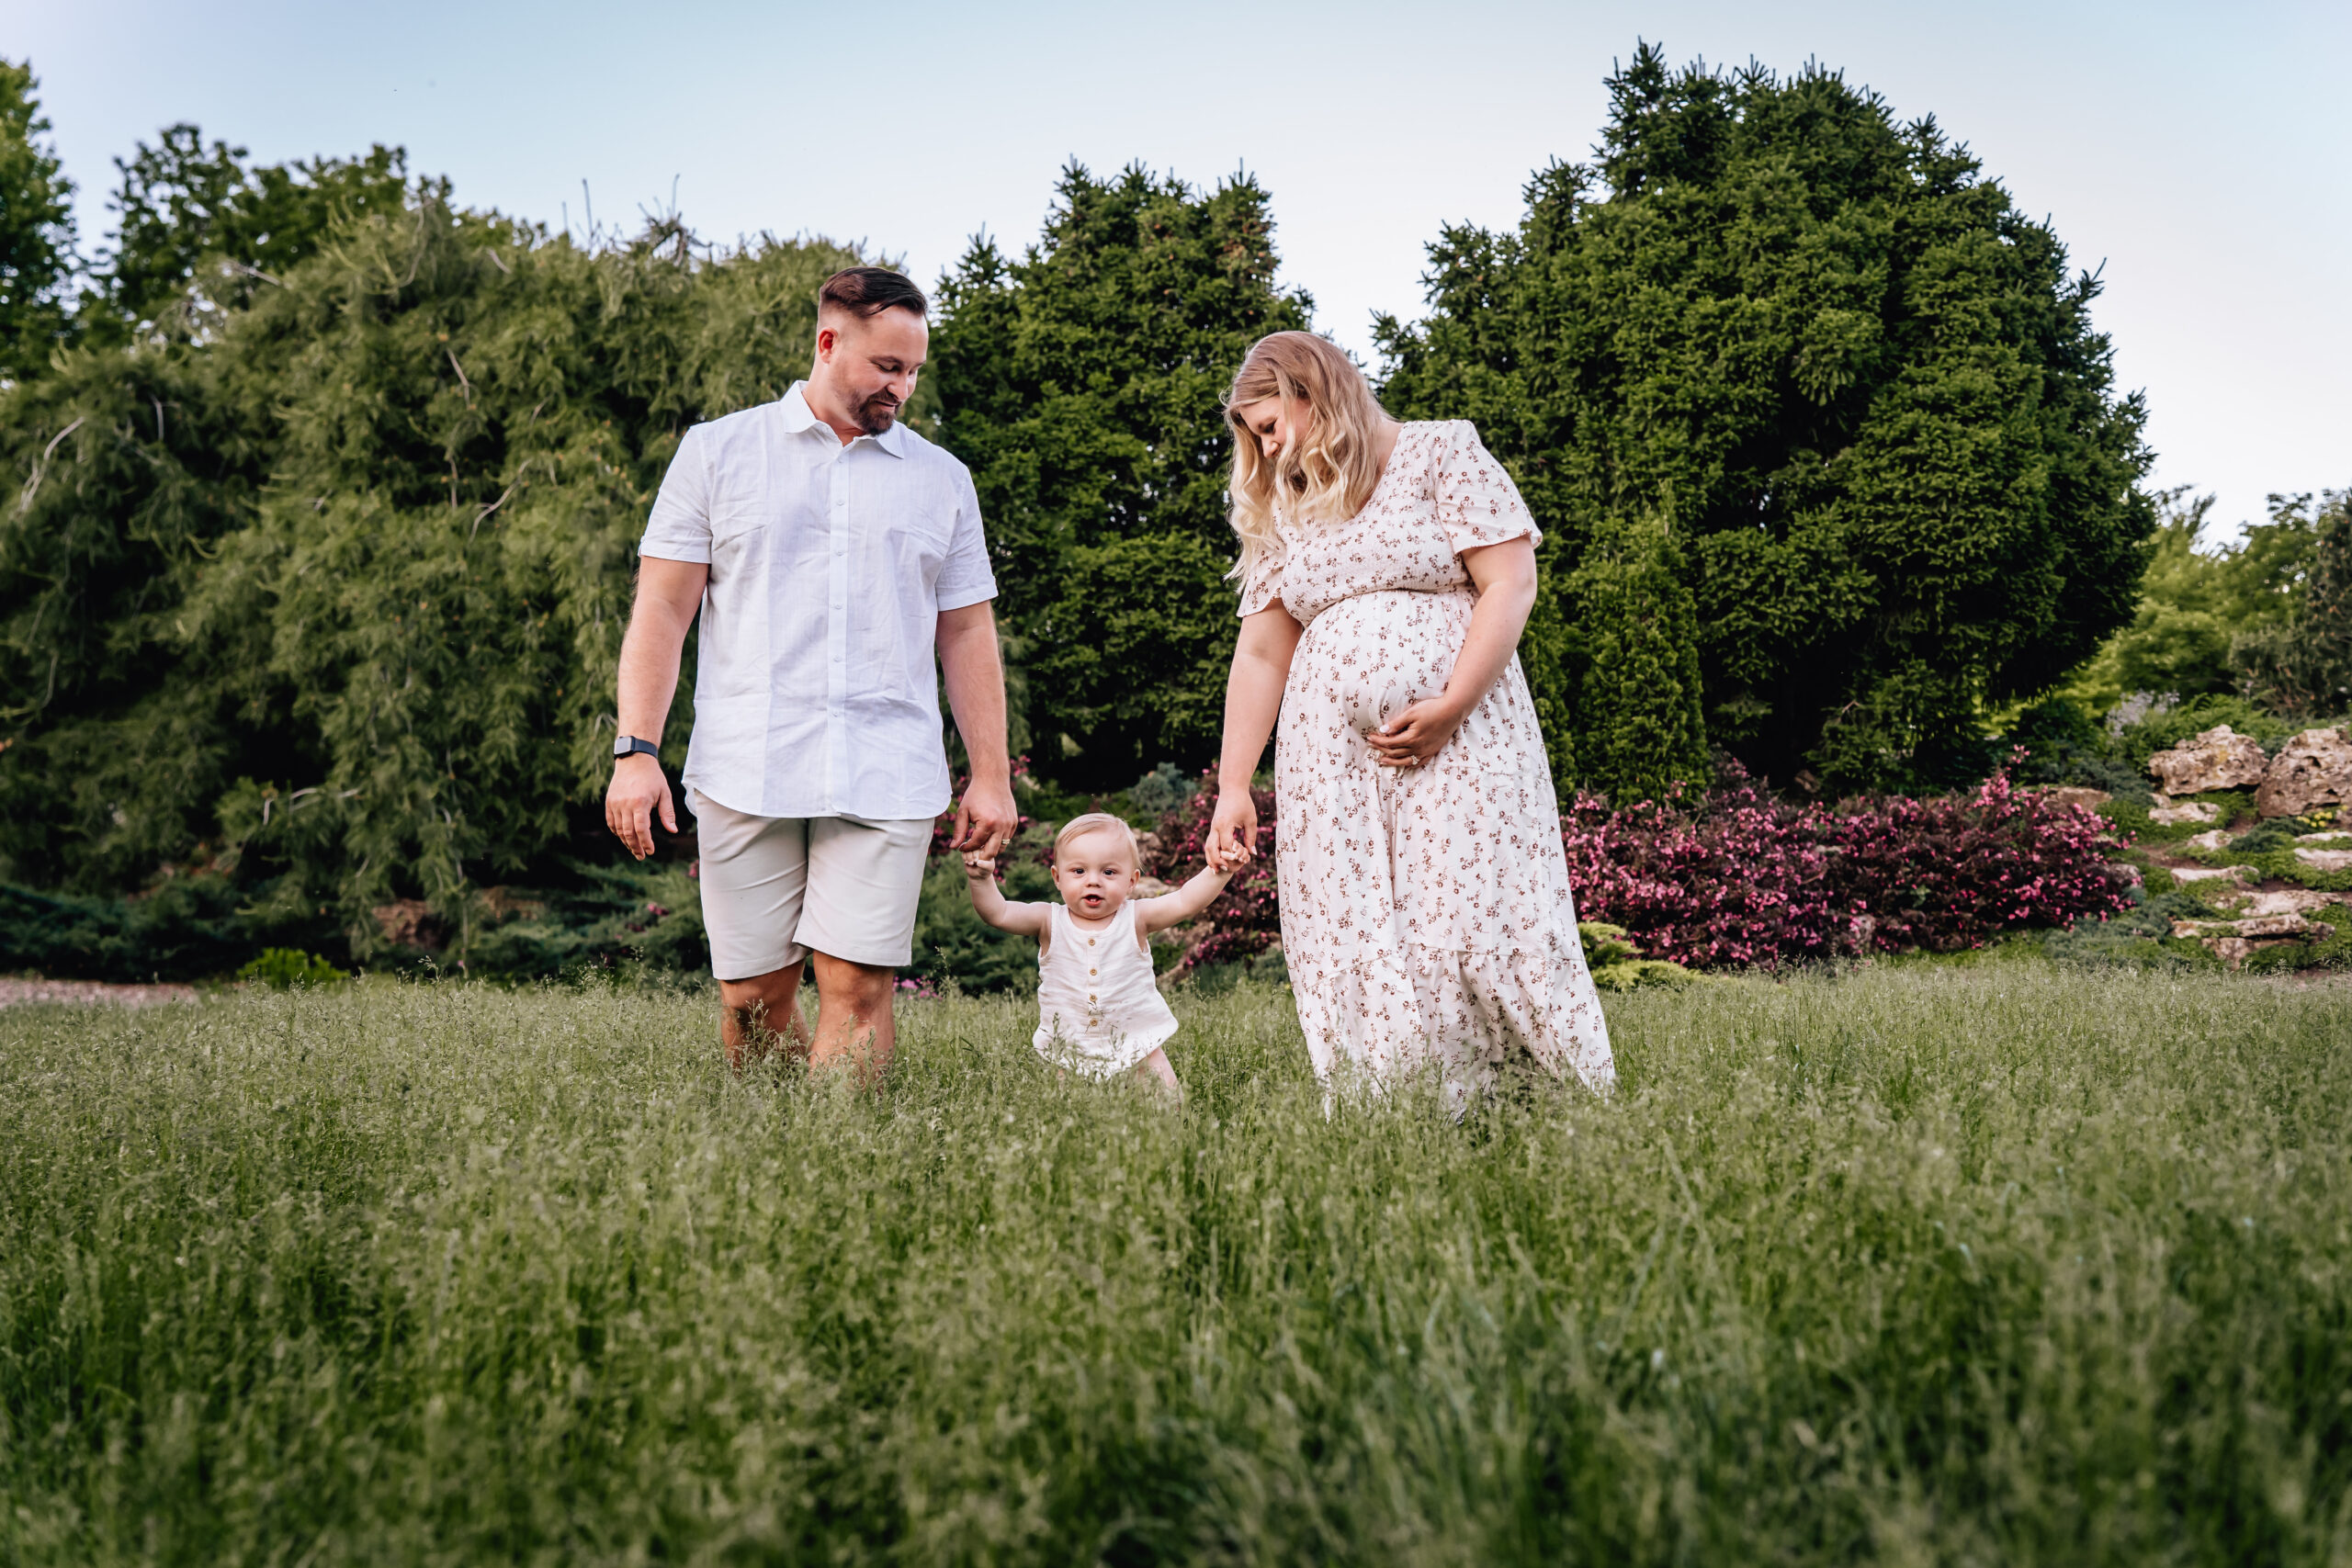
1224, 332, 1387, 583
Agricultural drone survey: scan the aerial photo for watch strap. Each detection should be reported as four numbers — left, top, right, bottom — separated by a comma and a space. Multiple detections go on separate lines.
615, 736, 662, 761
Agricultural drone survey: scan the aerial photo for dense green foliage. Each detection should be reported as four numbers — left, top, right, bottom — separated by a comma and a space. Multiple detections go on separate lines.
0, 122, 863, 950
1560, 515, 1708, 804
933, 164, 1312, 788
2231, 490, 2350, 716
2053, 488, 2326, 713
85, 125, 413, 344
3, 969, 2347, 1562
0, 60, 75, 385
1378, 46, 2154, 795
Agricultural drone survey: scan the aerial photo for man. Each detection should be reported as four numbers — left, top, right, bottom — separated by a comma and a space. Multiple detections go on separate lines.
605, 265, 1016, 1076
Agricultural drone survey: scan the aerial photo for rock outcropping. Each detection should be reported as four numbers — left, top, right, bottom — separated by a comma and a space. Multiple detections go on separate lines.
2145, 726, 2269, 795
2255, 728, 2352, 818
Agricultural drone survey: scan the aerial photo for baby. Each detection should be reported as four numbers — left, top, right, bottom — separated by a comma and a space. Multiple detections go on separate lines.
964, 812, 1232, 1092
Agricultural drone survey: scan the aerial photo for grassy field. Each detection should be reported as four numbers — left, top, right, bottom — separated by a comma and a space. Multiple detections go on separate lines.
1, 967, 2347, 1566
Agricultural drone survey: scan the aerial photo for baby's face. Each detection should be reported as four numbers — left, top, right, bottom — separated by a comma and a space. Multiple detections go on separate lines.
1053, 829, 1137, 920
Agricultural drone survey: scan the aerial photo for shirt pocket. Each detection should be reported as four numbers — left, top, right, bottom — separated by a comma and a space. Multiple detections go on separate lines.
885, 502, 956, 585
706, 477, 773, 578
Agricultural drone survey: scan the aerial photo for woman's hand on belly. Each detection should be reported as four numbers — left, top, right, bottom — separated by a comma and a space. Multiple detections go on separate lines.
1367, 693, 1470, 767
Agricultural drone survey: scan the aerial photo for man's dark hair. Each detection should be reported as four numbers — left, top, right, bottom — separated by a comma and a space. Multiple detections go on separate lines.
819, 266, 927, 320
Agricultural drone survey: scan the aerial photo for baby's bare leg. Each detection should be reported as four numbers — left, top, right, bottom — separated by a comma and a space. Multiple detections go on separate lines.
1130, 1047, 1181, 1098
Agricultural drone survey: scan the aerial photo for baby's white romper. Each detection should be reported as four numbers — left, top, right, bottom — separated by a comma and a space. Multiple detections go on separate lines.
1033, 903, 1178, 1077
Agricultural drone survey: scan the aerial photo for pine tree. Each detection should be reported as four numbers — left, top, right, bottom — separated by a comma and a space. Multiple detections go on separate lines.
931, 163, 1312, 788
1567, 515, 1708, 803
1378, 45, 2154, 792
0, 58, 75, 384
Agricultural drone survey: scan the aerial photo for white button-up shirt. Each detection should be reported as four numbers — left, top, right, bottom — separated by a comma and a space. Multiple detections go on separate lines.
639, 383, 996, 821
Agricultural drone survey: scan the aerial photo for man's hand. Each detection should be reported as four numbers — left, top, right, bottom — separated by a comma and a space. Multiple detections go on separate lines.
605, 753, 676, 860
950, 776, 1017, 861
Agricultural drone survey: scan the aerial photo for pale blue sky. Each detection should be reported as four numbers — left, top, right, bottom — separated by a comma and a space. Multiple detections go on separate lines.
9, 0, 2346, 537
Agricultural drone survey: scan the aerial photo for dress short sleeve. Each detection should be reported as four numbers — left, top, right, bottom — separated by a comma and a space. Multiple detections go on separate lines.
1432, 420, 1541, 555
638, 423, 714, 564
1236, 535, 1287, 618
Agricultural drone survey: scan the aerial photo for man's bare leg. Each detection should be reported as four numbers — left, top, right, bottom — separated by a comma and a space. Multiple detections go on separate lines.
808, 951, 897, 1083
718, 964, 812, 1072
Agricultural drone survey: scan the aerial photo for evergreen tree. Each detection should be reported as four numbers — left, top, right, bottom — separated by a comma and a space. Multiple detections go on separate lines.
85, 125, 413, 342
1566, 515, 1707, 802
931, 163, 1312, 788
2232, 491, 2352, 716
1378, 45, 2154, 792
0, 172, 859, 946
0, 58, 75, 384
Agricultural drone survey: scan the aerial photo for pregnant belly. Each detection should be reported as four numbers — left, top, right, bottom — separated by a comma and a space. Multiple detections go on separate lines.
1296, 590, 1474, 739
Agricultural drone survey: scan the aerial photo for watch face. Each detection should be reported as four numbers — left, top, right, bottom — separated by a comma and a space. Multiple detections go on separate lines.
613, 737, 635, 758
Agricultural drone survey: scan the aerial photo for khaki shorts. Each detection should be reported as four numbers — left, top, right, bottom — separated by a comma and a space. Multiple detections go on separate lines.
689, 791, 933, 979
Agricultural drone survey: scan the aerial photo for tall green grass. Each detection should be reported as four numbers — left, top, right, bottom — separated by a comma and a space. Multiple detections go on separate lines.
1, 968, 2346, 1564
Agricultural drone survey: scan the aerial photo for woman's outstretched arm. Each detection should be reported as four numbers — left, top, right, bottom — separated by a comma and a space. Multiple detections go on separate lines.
1366, 536, 1539, 768
1205, 604, 1303, 871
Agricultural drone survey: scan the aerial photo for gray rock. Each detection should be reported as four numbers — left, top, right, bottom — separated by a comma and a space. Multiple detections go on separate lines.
2256, 728, 2352, 818
2147, 725, 2268, 795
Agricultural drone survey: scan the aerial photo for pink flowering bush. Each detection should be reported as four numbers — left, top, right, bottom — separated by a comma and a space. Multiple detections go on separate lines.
1562, 758, 2132, 967
1143, 778, 1282, 975
1821, 766, 2132, 954
1115, 759, 2131, 979
1559, 777, 1860, 968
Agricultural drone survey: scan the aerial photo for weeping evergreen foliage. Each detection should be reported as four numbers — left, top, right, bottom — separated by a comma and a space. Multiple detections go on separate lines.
1378, 46, 2154, 795
0, 183, 860, 952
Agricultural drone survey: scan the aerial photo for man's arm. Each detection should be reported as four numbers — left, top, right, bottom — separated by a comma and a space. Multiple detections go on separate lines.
605, 557, 708, 860
936, 601, 1018, 858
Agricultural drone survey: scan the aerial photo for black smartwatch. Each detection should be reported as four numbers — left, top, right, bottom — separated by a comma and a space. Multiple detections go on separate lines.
614, 735, 661, 761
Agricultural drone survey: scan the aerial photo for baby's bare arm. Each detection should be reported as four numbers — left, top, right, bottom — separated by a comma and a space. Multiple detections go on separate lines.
965, 856, 1051, 938
1135, 864, 1235, 936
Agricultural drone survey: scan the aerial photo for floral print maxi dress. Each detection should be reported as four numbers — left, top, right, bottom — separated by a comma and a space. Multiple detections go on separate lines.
1238, 421, 1615, 1106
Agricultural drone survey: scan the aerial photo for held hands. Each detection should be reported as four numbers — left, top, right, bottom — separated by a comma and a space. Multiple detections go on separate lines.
605, 753, 676, 861
1368, 694, 1468, 769
951, 776, 1018, 863
962, 852, 997, 880
1204, 790, 1258, 873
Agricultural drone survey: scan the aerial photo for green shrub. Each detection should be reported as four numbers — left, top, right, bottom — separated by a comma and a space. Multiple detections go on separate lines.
2109, 694, 2300, 771
1578, 921, 1697, 990
234, 948, 346, 989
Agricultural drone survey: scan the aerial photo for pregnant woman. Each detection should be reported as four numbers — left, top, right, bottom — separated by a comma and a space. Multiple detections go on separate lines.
1204, 332, 1614, 1111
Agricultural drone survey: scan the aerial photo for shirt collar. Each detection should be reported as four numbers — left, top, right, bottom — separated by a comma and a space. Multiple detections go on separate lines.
783, 381, 908, 457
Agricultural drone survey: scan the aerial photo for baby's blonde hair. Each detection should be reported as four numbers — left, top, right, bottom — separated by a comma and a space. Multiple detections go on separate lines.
1051, 812, 1141, 867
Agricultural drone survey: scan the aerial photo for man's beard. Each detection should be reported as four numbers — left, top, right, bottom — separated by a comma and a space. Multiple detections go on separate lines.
852, 389, 900, 435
